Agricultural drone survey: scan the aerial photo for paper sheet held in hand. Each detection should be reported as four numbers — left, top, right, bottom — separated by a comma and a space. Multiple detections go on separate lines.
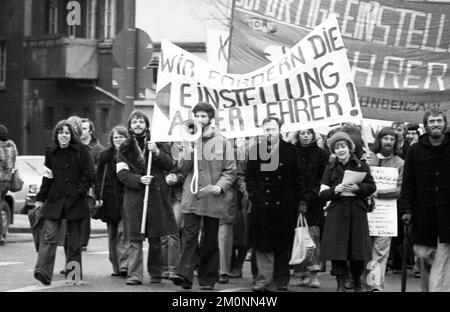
341, 170, 366, 196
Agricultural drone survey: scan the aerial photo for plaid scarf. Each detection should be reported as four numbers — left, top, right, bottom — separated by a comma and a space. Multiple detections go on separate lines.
0, 140, 17, 182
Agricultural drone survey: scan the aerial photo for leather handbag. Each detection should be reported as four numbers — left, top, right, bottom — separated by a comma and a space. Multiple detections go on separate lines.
10, 168, 24, 192
28, 204, 44, 252
91, 164, 107, 220
365, 194, 376, 213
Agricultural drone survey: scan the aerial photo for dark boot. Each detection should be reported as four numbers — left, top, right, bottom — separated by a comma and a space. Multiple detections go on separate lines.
353, 275, 363, 292
336, 275, 346, 292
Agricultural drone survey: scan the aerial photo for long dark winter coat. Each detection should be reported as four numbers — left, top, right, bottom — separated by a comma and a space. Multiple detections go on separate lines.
246, 138, 304, 252
36, 142, 96, 221
297, 142, 329, 227
400, 133, 450, 246
116, 137, 177, 240
95, 146, 124, 223
319, 155, 376, 261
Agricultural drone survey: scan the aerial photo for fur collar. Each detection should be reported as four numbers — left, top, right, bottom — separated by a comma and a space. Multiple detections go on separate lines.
118, 137, 146, 174
98, 146, 117, 163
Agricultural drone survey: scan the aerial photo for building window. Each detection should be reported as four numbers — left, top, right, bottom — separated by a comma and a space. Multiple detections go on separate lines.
44, 107, 54, 130
48, 0, 59, 34
0, 42, 6, 89
100, 108, 110, 132
86, 0, 97, 39
104, 0, 116, 40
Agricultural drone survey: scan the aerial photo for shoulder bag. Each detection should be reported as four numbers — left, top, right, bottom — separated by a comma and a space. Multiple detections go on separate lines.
10, 168, 24, 192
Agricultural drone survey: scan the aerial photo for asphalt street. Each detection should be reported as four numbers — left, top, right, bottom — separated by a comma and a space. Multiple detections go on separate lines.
0, 231, 422, 293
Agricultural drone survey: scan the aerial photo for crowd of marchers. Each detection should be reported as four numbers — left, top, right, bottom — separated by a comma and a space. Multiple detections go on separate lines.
0, 104, 449, 292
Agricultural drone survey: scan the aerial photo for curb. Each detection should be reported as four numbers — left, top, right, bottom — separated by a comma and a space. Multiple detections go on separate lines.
9, 227, 108, 234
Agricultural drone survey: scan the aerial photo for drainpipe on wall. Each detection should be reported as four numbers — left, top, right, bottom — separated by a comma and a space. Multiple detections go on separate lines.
122, 0, 137, 125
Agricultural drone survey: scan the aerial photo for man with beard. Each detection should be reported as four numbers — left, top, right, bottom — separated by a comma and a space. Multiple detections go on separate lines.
400, 109, 450, 292
366, 127, 404, 291
116, 111, 178, 285
405, 123, 420, 147
246, 117, 304, 292
172, 102, 237, 291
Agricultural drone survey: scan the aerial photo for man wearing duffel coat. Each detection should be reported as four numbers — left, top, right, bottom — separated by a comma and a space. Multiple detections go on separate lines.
400, 108, 450, 292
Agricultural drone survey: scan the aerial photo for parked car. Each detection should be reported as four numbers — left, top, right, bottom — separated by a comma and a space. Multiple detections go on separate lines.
1, 155, 44, 237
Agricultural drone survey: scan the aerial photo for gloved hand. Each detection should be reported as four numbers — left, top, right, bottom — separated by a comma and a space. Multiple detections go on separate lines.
401, 213, 412, 225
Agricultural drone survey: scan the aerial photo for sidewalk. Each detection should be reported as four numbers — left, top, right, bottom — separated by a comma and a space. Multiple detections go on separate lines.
9, 214, 108, 234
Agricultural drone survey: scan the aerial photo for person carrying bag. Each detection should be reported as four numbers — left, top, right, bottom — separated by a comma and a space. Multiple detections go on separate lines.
289, 213, 316, 265
0, 124, 18, 245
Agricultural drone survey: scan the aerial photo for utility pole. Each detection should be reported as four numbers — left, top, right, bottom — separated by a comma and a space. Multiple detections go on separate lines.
122, 0, 136, 124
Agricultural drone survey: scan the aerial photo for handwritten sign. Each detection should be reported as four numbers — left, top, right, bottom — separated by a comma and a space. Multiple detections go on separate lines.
368, 198, 398, 237
368, 166, 399, 237
371, 167, 399, 191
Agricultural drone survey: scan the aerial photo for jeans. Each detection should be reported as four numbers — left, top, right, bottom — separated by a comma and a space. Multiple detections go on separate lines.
127, 237, 163, 283
107, 219, 130, 274
414, 241, 450, 292
161, 201, 182, 274
35, 218, 83, 282
294, 225, 321, 275
0, 186, 8, 243
162, 233, 180, 274
219, 223, 233, 275
367, 236, 391, 290
0, 201, 4, 243
177, 213, 220, 287
429, 242, 450, 292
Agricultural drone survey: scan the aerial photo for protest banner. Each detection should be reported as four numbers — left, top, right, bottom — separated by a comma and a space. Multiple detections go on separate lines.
228, 0, 450, 123
151, 15, 363, 142
368, 166, 399, 237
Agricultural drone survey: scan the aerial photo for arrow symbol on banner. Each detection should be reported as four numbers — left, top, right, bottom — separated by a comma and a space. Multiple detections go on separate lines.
155, 82, 171, 119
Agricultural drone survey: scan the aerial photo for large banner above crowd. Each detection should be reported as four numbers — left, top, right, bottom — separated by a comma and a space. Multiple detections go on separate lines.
151, 16, 362, 142
228, 0, 450, 123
